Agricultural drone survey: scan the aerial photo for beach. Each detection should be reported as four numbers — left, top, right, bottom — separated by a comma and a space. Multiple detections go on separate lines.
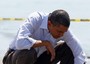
0, 0, 90, 64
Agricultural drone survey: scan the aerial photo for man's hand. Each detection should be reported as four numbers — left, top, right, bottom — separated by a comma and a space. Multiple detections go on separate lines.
33, 40, 55, 61
43, 40, 55, 62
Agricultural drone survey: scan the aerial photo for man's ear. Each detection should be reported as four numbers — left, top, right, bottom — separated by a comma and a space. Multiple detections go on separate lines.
48, 21, 52, 26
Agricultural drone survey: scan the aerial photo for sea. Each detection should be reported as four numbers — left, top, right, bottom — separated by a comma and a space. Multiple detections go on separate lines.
0, 0, 90, 64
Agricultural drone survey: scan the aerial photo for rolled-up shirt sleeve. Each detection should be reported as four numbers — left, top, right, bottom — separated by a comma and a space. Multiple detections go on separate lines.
63, 30, 86, 64
15, 12, 42, 50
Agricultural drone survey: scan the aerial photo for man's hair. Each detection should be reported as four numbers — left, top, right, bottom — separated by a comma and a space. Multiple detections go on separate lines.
48, 9, 70, 27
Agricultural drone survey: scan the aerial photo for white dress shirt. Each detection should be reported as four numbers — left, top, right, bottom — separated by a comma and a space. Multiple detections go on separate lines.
9, 12, 86, 64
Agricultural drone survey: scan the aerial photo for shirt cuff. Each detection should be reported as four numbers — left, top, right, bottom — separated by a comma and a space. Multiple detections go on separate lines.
27, 36, 37, 49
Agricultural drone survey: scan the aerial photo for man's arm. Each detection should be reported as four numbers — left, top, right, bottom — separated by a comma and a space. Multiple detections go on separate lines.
32, 40, 55, 61
63, 30, 86, 64
15, 12, 42, 50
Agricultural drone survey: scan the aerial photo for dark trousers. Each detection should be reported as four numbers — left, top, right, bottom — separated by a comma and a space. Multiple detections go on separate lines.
34, 43, 74, 64
2, 43, 75, 64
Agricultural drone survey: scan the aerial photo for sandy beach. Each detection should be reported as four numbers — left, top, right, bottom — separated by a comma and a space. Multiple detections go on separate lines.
0, 0, 90, 64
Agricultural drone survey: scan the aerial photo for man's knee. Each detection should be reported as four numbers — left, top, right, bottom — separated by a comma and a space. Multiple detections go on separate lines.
3, 48, 37, 64
12, 48, 37, 64
2, 49, 14, 64
54, 43, 74, 64
56, 43, 74, 57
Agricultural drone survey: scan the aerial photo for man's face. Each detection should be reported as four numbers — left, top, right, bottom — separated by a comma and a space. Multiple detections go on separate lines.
48, 21, 68, 39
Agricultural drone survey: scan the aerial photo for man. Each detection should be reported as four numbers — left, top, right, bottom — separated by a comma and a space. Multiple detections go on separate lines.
3, 9, 86, 64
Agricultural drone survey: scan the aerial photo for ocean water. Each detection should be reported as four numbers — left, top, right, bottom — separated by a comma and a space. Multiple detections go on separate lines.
0, 0, 90, 18
0, 0, 90, 64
